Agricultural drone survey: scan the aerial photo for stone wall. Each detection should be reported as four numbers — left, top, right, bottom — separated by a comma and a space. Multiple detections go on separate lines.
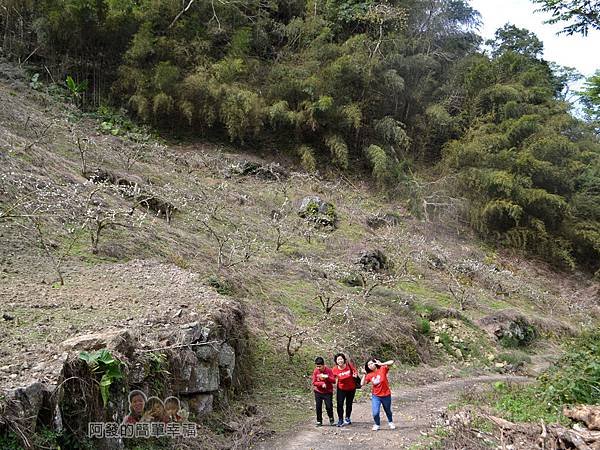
1, 300, 249, 449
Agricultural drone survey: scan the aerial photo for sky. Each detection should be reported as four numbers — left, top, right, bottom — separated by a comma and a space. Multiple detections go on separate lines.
470, 0, 600, 78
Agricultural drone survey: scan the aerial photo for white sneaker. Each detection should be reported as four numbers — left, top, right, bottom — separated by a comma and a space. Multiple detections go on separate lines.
388, 422, 396, 430
372, 424, 380, 431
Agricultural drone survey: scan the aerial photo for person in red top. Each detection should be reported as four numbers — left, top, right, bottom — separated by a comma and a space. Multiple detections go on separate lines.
311, 356, 335, 426
331, 353, 358, 427
361, 358, 396, 431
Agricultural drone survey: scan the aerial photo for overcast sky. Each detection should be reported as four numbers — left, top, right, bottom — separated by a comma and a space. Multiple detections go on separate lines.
470, 0, 600, 78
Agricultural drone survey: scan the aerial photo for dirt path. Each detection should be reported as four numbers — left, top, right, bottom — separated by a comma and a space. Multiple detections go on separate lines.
258, 375, 530, 450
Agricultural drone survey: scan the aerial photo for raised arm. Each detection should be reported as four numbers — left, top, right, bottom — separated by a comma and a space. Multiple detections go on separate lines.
375, 359, 394, 366
360, 368, 368, 386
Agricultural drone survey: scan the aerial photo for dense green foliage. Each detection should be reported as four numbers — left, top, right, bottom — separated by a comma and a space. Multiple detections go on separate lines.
495, 329, 600, 423
580, 69, 600, 130
438, 24, 600, 270
532, 0, 600, 36
1, 0, 599, 271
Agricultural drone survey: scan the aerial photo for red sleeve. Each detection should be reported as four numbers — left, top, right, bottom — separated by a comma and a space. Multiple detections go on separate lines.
364, 373, 372, 385
312, 369, 320, 387
382, 365, 390, 375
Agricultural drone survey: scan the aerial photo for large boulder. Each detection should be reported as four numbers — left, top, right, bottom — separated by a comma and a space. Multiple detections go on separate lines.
478, 310, 537, 347
61, 329, 136, 359
359, 249, 391, 272
1, 295, 248, 449
3, 382, 52, 433
298, 196, 337, 228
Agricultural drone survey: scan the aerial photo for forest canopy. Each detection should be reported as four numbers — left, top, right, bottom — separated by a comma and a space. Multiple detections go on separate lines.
1, 0, 599, 272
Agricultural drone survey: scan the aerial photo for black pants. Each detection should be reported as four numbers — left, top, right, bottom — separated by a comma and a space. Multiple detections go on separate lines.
336, 388, 356, 420
314, 392, 333, 423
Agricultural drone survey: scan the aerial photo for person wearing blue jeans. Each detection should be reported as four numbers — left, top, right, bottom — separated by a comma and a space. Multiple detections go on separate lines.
371, 394, 393, 427
361, 358, 396, 431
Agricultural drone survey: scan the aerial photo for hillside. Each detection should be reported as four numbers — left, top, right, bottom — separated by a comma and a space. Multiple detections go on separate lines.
0, 63, 599, 449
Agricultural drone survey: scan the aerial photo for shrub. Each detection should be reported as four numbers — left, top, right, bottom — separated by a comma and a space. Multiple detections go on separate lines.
78, 349, 123, 407
495, 329, 600, 423
418, 318, 431, 335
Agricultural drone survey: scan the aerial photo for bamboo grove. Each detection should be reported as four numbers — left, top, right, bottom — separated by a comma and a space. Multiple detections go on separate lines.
1, 0, 599, 272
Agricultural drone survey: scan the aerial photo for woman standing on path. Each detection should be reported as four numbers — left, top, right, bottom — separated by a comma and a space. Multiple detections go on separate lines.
361, 358, 396, 431
331, 353, 358, 427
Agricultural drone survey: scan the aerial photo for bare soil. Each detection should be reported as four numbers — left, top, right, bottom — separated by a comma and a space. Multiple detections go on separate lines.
0, 259, 223, 390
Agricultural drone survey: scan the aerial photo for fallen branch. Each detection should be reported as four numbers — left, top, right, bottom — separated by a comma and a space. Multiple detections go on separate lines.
138, 340, 223, 353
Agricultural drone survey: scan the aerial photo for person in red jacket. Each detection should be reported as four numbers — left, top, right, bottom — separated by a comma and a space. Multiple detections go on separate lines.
361, 358, 396, 431
311, 356, 335, 426
331, 353, 358, 427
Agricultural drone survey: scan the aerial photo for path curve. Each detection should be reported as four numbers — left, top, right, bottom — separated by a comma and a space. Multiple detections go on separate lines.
258, 375, 530, 450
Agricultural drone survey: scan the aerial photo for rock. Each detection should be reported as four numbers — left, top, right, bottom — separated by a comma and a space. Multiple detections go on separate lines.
2, 313, 14, 321
185, 394, 213, 417
358, 249, 391, 272
61, 329, 136, 358
236, 161, 289, 181
179, 321, 212, 345
426, 253, 447, 270
195, 344, 219, 361
494, 318, 536, 347
366, 212, 402, 229
340, 273, 364, 287
5, 382, 50, 432
186, 364, 220, 394
175, 349, 220, 394
298, 196, 337, 228
218, 343, 236, 380
478, 310, 543, 347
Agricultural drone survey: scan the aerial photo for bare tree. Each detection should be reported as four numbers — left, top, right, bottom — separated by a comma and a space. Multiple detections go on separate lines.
316, 294, 343, 316
265, 185, 298, 252
29, 217, 81, 285
1, 171, 87, 284
407, 175, 466, 223
196, 199, 258, 269
116, 142, 149, 172
76, 135, 88, 175
447, 266, 474, 311
82, 183, 147, 254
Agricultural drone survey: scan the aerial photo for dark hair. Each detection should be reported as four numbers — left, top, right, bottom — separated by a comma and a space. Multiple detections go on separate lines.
333, 353, 347, 364
315, 356, 325, 365
164, 396, 180, 409
364, 358, 379, 374
129, 390, 146, 403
